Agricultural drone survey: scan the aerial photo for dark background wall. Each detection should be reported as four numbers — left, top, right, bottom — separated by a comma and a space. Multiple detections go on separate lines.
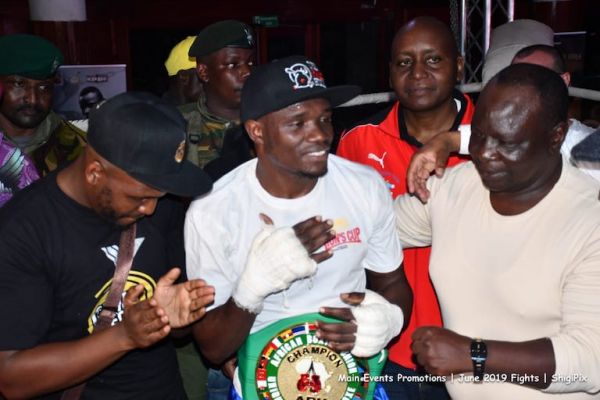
0, 0, 598, 113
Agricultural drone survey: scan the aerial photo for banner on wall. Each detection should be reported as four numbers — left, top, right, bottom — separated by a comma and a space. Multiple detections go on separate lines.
52, 64, 127, 120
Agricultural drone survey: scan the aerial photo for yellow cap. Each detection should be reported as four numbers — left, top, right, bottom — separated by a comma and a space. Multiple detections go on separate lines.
165, 36, 197, 76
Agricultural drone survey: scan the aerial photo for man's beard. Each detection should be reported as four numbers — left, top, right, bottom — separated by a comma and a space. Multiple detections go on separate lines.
97, 186, 120, 226
5, 104, 49, 129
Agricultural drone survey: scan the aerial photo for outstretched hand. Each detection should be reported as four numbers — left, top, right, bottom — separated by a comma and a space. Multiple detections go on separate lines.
406, 130, 458, 202
154, 268, 215, 329
119, 284, 171, 349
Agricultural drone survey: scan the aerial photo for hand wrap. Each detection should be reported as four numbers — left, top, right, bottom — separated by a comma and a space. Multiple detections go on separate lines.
351, 289, 404, 358
232, 224, 316, 314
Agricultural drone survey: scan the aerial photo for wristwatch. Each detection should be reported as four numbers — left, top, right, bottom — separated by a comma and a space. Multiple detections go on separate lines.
470, 338, 487, 383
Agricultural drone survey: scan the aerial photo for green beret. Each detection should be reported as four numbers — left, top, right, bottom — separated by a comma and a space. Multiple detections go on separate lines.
0, 34, 63, 79
189, 20, 254, 58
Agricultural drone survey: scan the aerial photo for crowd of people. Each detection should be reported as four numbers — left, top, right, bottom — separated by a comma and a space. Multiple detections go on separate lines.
0, 14, 599, 400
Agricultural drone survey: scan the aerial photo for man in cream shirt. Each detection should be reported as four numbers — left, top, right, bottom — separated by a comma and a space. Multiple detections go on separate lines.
395, 63, 600, 399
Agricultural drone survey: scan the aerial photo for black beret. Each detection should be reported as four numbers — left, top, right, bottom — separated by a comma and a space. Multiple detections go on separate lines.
0, 34, 63, 79
189, 20, 254, 58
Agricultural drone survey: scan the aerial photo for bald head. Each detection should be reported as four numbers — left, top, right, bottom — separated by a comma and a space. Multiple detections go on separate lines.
511, 44, 570, 86
392, 17, 458, 60
389, 16, 463, 113
470, 64, 569, 198
488, 63, 568, 131
512, 45, 566, 74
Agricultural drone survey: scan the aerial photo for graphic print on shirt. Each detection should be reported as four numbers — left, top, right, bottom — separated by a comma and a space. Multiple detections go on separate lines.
367, 151, 387, 169
324, 218, 362, 252
365, 151, 401, 192
100, 237, 145, 265
380, 170, 401, 193
0, 146, 25, 195
87, 271, 157, 333
87, 238, 156, 333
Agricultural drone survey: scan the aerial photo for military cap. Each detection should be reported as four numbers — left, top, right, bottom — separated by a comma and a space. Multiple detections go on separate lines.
165, 36, 197, 76
189, 20, 254, 58
0, 34, 63, 79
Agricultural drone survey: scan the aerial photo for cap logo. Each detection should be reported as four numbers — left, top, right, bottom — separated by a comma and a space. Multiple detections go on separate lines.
51, 58, 60, 74
174, 140, 186, 163
284, 61, 326, 90
244, 27, 254, 46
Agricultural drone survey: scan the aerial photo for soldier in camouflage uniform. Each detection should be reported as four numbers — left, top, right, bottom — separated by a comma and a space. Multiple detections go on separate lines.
0, 34, 86, 176
181, 20, 255, 168
177, 21, 257, 400
179, 98, 238, 168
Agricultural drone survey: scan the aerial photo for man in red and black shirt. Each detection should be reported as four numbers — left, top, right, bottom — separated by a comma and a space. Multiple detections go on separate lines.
337, 17, 474, 399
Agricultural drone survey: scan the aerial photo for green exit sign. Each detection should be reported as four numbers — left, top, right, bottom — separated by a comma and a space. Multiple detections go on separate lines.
253, 15, 279, 27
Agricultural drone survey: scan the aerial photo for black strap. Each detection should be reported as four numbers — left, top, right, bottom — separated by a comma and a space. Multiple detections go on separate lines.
60, 224, 137, 400
470, 338, 487, 383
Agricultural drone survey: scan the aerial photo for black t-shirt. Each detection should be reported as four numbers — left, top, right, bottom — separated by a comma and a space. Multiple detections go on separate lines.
0, 174, 187, 399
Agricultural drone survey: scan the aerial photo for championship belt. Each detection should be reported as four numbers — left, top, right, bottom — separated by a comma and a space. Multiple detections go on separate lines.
237, 313, 387, 400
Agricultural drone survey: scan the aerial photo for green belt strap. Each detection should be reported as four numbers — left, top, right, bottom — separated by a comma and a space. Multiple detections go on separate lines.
238, 313, 387, 400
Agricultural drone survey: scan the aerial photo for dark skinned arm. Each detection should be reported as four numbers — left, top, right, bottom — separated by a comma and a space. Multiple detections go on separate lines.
192, 298, 257, 365
317, 264, 413, 352
406, 130, 461, 202
192, 216, 335, 365
368, 264, 413, 330
0, 285, 172, 398
411, 327, 554, 389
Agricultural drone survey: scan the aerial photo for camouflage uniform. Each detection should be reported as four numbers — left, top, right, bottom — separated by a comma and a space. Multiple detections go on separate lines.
1, 111, 87, 176
179, 96, 239, 168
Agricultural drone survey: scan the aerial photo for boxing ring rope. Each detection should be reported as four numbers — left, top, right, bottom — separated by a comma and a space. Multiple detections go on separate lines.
337, 84, 600, 107
67, 85, 600, 132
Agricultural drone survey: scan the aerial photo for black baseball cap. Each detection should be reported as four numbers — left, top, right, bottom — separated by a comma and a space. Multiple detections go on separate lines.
241, 55, 361, 122
87, 92, 213, 197
189, 20, 254, 58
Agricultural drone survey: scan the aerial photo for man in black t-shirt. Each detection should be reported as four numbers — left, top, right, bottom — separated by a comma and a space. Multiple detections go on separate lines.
0, 93, 218, 399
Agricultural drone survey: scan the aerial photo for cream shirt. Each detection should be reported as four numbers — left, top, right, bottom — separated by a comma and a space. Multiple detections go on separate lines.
395, 160, 600, 399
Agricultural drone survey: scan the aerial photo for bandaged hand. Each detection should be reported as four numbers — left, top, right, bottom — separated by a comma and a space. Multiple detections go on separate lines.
351, 289, 404, 358
232, 217, 317, 314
